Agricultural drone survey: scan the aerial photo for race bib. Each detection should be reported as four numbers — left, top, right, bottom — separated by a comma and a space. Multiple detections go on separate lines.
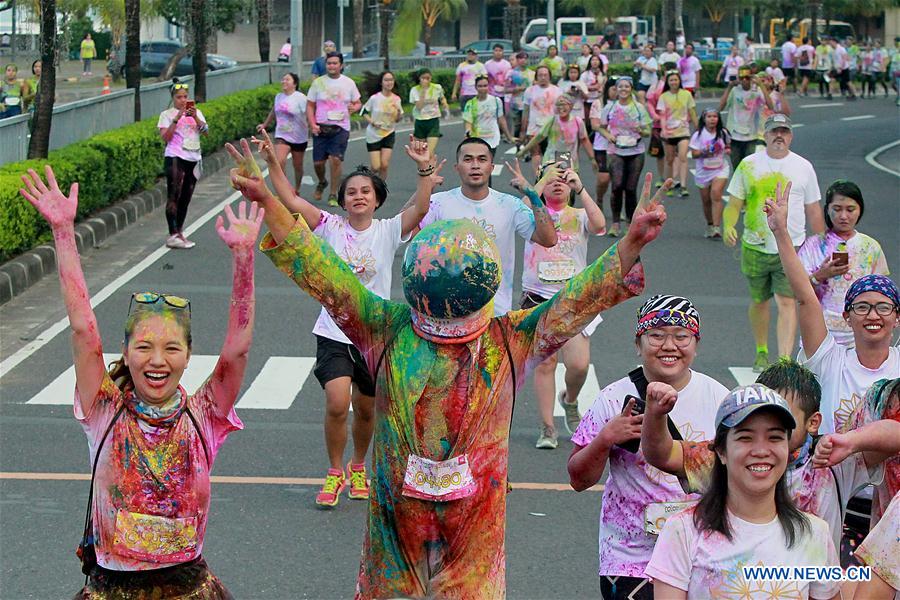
666, 118, 685, 131
538, 260, 577, 283
280, 122, 294, 132
112, 510, 199, 562
644, 501, 697, 535
326, 109, 346, 122
732, 124, 751, 136
743, 229, 767, 246
402, 453, 477, 502
182, 135, 201, 152
704, 155, 724, 169
615, 135, 638, 148
4, 96, 20, 107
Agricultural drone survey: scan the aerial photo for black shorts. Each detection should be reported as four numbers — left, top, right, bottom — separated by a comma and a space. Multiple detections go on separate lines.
312, 125, 350, 162
635, 82, 651, 93
594, 149, 608, 173
798, 67, 813, 77
664, 135, 689, 146
366, 132, 396, 152
520, 291, 549, 310
275, 138, 308, 153
313, 335, 376, 396
413, 117, 441, 139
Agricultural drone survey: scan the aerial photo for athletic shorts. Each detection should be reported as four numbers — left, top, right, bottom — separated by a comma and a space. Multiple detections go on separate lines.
798, 67, 813, 77
313, 335, 376, 396
312, 126, 350, 162
635, 82, 651, 93
594, 150, 608, 173
741, 244, 794, 303
663, 135, 689, 146
413, 117, 441, 139
275, 138, 308, 153
366, 132, 396, 152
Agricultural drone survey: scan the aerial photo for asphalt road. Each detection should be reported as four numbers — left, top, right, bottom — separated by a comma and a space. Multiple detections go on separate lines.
1, 95, 898, 599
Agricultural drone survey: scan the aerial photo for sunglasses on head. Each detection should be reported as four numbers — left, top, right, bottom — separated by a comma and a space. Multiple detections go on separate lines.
173, 83, 189, 91
129, 292, 191, 317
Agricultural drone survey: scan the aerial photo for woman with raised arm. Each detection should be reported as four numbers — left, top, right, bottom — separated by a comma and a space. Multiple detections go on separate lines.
19, 166, 262, 598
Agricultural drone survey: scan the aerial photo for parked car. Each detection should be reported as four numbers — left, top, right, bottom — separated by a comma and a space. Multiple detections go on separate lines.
361, 41, 440, 58
450, 39, 515, 56
132, 40, 238, 78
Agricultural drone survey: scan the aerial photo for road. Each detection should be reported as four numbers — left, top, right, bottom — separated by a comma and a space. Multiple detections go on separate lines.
1, 96, 898, 598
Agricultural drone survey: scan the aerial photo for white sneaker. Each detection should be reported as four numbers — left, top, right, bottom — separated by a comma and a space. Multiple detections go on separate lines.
166, 234, 184, 248
178, 234, 196, 249
704, 225, 715, 238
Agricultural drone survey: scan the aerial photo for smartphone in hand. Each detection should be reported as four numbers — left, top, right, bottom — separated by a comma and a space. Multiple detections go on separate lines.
618, 394, 644, 453
555, 151, 571, 171
832, 252, 848, 267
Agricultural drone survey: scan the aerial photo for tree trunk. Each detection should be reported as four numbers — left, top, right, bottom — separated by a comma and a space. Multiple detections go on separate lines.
810, 3, 819, 46
125, 0, 141, 121
379, 2, 390, 69
191, 0, 208, 102
28, 0, 57, 159
674, 0, 684, 40
423, 21, 432, 56
659, 1, 671, 46
257, 0, 270, 62
352, 0, 364, 58
159, 45, 190, 81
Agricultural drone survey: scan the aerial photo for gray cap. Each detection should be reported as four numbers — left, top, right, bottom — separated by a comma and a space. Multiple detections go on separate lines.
764, 113, 793, 133
715, 383, 797, 430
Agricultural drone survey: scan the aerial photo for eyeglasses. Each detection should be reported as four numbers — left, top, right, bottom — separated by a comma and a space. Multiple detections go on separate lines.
849, 302, 897, 317
643, 331, 695, 348
129, 292, 191, 317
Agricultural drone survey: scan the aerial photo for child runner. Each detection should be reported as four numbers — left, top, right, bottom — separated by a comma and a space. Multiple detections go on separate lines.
20, 166, 262, 597
246, 132, 436, 508
158, 79, 208, 249
462, 76, 514, 156
410, 68, 450, 158
361, 70, 404, 181
517, 95, 594, 173
512, 160, 606, 448
689, 108, 731, 239
257, 72, 308, 193
451, 48, 487, 111
521, 65, 562, 175
644, 384, 842, 599
568, 292, 727, 600
558, 64, 589, 119
657, 69, 697, 197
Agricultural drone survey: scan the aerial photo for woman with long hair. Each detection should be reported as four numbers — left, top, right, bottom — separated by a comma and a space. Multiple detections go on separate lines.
19, 166, 262, 598
689, 108, 731, 239
588, 76, 618, 214
558, 64, 589, 120
409, 68, 450, 157
580, 55, 606, 138
257, 72, 308, 193
159, 79, 208, 249
797, 180, 889, 346
645, 383, 841, 599
361, 70, 404, 180
657, 70, 697, 197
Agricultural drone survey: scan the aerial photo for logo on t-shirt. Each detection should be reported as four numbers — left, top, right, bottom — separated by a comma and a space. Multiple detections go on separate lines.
342, 248, 377, 284
471, 217, 497, 240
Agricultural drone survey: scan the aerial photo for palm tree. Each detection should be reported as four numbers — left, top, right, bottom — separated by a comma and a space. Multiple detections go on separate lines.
352, 0, 364, 57
190, 0, 208, 102
379, 0, 393, 69
125, 0, 141, 120
28, 0, 56, 159
392, 0, 466, 56
257, 0, 270, 62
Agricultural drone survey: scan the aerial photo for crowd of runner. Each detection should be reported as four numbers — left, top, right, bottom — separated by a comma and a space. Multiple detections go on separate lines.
12, 34, 899, 600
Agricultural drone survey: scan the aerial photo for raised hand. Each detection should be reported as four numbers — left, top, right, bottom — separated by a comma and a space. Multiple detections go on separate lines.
763, 180, 792, 235
250, 129, 279, 165
505, 158, 530, 192
811, 433, 853, 468
563, 168, 582, 192
645, 382, 678, 416
404, 134, 432, 168
225, 138, 271, 204
216, 201, 265, 251
429, 159, 447, 187
536, 162, 562, 188
19, 166, 78, 229
636, 171, 673, 214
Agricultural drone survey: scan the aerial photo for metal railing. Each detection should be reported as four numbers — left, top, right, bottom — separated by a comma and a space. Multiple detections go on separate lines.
0, 113, 29, 166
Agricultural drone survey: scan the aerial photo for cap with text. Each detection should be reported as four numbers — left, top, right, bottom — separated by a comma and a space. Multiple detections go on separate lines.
714, 383, 797, 430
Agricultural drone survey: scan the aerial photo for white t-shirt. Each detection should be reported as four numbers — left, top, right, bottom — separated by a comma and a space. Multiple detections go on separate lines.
311, 212, 406, 344
722, 54, 745, 79
590, 100, 610, 151
678, 55, 702, 88
833, 45, 849, 71
419, 188, 536, 316
456, 61, 488, 96
273, 91, 309, 145
579, 69, 604, 102
523, 84, 562, 136
522, 205, 599, 298
636, 56, 659, 87
855, 491, 900, 598
462, 95, 504, 147
726, 150, 821, 253
782, 41, 797, 68
557, 79, 589, 119
800, 334, 900, 434
485, 58, 512, 97
409, 84, 445, 121
158, 108, 206, 162
689, 128, 730, 183
307, 74, 361, 131
571, 371, 729, 577
361, 92, 403, 144
659, 51, 681, 67
645, 509, 841, 599
766, 66, 786, 83
796, 44, 815, 68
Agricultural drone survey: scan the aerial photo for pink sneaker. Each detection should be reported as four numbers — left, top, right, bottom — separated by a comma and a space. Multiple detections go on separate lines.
315, 468, 346, 508
347, 461, 370, 500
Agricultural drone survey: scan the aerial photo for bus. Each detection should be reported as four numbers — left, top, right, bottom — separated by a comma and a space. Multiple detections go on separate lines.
769, 18, 855, 46
522, 17, 653, 52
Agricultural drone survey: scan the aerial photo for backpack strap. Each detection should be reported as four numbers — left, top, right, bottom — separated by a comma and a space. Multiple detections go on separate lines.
628, 366, 683, 442
183, 405, 211, 468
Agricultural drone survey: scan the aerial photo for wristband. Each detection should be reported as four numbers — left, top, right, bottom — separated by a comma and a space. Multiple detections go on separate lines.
417, 165, 435, 177
576, 186, 585, 195
810, 275, 821, 286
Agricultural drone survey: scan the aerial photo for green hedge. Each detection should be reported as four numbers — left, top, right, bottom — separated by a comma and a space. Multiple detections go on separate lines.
0, 84, 281, 261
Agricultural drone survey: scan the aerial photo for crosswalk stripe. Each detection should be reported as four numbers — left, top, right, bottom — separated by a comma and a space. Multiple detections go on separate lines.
552, 364, 600, 417
504, 146, 518, 155
492, 164, 504, 176
791, 123, 805, 128
237, 356, 315, 409
728, 366, 758, 387
800, 102, 844, 108
25, 354, 312, 410
840, 115, 875, 121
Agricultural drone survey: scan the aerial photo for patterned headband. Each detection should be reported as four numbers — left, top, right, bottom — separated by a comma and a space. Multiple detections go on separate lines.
635, 294, 701, 338
844, 274, 900, 313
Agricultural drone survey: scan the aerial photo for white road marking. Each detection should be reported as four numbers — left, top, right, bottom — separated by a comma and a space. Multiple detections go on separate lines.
25, 354, 314, 409
492, 164, 504, 176
504, 146, 518, 155
841, 114, 875, 121
800, 102, 844, 108
728, 366, 759, 387
864, 139, 900, 178
551, 364, 600, 417
791, 123, 805, 128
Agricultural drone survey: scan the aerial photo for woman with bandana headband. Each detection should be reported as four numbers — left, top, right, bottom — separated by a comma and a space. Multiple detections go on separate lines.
18, 166, 263, 597
765, 181, 899, 435
568, 294, 729, 600
229, 137, 668, 598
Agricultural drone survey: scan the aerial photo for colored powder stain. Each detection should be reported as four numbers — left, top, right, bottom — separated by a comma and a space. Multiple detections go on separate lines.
742, 170, 789, 236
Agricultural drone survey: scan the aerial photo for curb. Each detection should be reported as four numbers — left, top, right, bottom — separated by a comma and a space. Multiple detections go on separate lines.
0, 147, 234, 306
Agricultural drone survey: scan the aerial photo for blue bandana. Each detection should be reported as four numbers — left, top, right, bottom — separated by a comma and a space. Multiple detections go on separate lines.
843, 274, 899, 313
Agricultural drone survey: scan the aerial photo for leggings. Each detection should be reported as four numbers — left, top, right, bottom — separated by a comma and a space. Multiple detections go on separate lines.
607, 153, 644, 223
164, 156, 198, 235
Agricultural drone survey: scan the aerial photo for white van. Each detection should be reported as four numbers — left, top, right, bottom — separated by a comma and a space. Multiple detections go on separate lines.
522, 17, 652, 51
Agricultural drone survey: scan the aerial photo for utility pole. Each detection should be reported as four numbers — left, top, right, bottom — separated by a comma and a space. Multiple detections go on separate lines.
291, 0, 303, 70
547, 0, 554, 35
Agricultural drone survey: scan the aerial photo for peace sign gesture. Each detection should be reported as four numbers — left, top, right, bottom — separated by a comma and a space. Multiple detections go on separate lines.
763, 180, 792, 235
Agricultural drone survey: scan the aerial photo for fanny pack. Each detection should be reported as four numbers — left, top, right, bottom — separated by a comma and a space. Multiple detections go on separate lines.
317, 124, 343, 136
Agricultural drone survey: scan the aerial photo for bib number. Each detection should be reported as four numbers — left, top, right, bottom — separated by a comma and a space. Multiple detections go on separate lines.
644, 501, 697, 535
112, 510, 199, 563
182, 135, 201, 152
666, 118, 685, 131
4, 96, 21, 107
615, 135, 638, 148
402, 453, 477, 502
704, 155, 724, 169
326, 109, 346, 122
538, 260, 577, 283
